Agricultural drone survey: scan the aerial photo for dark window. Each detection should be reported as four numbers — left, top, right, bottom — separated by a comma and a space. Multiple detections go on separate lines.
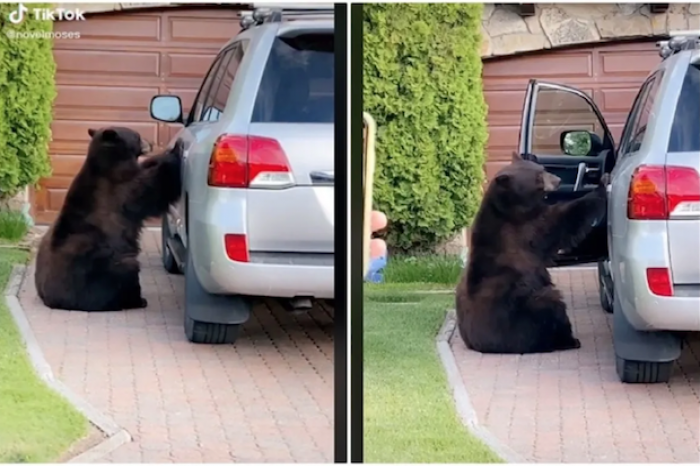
669, 64, 700, 152
190, 52, 229, 123
626, 72, 663, 153
618, 76, 655, 156
252, 33, 334, 123
203, 42, 247, 122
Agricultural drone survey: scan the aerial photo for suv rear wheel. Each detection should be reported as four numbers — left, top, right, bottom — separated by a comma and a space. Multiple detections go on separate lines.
183, 253, 247, 344
612, 294, 679, 384
615, 356, 674, 384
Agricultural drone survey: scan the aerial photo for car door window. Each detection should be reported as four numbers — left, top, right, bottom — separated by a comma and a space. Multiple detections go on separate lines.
206, 42, 247, 123
190, 52, 229, 124
198, 49, 234, 123
617, 79, 652, 158
530, 87, 606, 156
625, 72, 663, 154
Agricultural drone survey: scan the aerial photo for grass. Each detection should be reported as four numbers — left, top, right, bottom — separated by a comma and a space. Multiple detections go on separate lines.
0, 248, 88, 463
363, 286, 502, 463
383, 254, 463, 285
0, 210, 29, 243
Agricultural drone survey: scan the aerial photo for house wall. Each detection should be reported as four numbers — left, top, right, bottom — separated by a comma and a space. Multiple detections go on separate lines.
481, 3, 700, 58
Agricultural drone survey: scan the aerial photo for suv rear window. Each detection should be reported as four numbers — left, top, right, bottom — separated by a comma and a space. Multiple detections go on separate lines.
668, 64, 700, 152
252, 33, 334, 123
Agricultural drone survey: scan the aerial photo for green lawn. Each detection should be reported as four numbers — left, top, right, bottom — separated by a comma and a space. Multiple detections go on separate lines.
382, 254, 463, 285
363, 286, 502, 463
0, 248, 88, 463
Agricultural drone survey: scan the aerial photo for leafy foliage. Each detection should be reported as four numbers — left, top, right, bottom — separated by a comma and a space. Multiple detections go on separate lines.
363, 3, 488, 253
0, 3, 56, 200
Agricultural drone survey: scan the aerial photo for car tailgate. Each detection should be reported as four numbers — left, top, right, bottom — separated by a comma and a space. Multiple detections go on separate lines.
246, 123, 334, 254
666, 152, 700, 285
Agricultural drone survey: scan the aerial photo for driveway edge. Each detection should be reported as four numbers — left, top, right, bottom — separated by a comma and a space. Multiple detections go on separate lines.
5, 264, 131, 463
436, 309, 526, 463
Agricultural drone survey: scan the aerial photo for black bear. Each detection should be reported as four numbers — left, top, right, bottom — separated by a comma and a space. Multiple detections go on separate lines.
455, 153, 608, 354
35, 127, 183, 312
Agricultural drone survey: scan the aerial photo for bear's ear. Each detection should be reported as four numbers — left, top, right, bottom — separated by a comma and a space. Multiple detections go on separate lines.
495, 174, 510, 187
511, 151, 522, 163
87, 128, 97, 138
100, 129, 119, 142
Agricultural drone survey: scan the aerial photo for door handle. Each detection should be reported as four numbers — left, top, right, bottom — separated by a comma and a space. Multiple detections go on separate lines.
573, 163, 599, 191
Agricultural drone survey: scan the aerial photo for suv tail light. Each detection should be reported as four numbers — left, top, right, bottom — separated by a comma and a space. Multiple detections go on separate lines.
627, 165, 700, 220
224, 234, 249, 262
208, 135, 295, 189
646, 267, 673, 297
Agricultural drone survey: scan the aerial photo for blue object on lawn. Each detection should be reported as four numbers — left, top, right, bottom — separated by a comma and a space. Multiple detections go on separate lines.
365, 254, 387, 283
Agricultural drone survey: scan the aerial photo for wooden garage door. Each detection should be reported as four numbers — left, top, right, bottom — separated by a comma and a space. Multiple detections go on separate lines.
32, 7, 243, 224
482, 40, 662, 181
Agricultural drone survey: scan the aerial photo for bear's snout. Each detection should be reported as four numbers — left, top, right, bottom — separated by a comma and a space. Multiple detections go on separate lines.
543, 172, 561, 192
140, 139, 153, 156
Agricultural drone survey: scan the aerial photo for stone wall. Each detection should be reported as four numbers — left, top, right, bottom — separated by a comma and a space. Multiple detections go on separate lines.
482, 3, 700, 58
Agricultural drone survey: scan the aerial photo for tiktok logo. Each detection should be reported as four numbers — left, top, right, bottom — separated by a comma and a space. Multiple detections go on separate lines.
8, 3, 28, 24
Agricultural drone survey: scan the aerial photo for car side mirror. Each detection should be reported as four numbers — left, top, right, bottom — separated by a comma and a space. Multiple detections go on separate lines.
560, 130, 593, 157
150, 95, 183, 124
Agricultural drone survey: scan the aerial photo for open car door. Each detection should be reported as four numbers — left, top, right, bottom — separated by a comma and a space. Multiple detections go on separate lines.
518, 79, 613, 266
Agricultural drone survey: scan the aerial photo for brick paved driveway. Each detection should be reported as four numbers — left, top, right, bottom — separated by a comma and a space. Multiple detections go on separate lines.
450, 268, 700, 463
19, 230, 333, 463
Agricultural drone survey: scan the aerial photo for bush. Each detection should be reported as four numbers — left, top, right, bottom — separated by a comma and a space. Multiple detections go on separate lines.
0, 209, 29, 242
0, 3, 56, 200
363, 4, 488, 253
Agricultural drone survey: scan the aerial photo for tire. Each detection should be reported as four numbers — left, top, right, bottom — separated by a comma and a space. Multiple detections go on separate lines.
597, 260, 613, 314
161, 215, 181, 275
183, 253, 245, 345
185, 314, 241, 344
615, 356, 673, 384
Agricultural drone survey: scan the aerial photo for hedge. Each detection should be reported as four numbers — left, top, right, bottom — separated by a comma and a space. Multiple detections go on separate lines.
0, 3, 55, 201
363, 4, 488, 253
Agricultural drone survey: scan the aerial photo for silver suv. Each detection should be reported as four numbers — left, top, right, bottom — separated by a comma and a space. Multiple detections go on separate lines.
149, 7, 334, 344
516, 31, 700, 383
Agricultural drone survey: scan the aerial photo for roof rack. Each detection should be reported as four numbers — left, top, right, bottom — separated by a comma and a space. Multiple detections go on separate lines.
240, 6, 333, 30
657, 30, 700, 59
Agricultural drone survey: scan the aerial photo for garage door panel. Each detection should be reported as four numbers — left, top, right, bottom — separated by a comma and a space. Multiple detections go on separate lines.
484, 90, 525, 114
53, 109, 157, 125
168, 53, 219, 78
600, 51, 661, 76
39, 176, 75, 190
51, 155, 86, 177
484, 54, 593, 80
169, 16, 240, 44
487, 126, 520, 151
51, 121, 158, 143
55, 49, 160, 78
60, 15, 161, 42
55, 85, 160, 113
600, 88, 640, 113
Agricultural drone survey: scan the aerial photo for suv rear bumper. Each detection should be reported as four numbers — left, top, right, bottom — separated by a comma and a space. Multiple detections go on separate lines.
189, 207, 334, 299
616, 226, 700, 332
206, 260, 334, 299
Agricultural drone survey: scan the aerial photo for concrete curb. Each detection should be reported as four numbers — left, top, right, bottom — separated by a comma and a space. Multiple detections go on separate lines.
436, 310, 526, 463
5, 264, 131, 463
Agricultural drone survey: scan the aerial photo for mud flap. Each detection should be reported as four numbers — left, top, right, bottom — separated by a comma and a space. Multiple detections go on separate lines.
185, 254, 251, 325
